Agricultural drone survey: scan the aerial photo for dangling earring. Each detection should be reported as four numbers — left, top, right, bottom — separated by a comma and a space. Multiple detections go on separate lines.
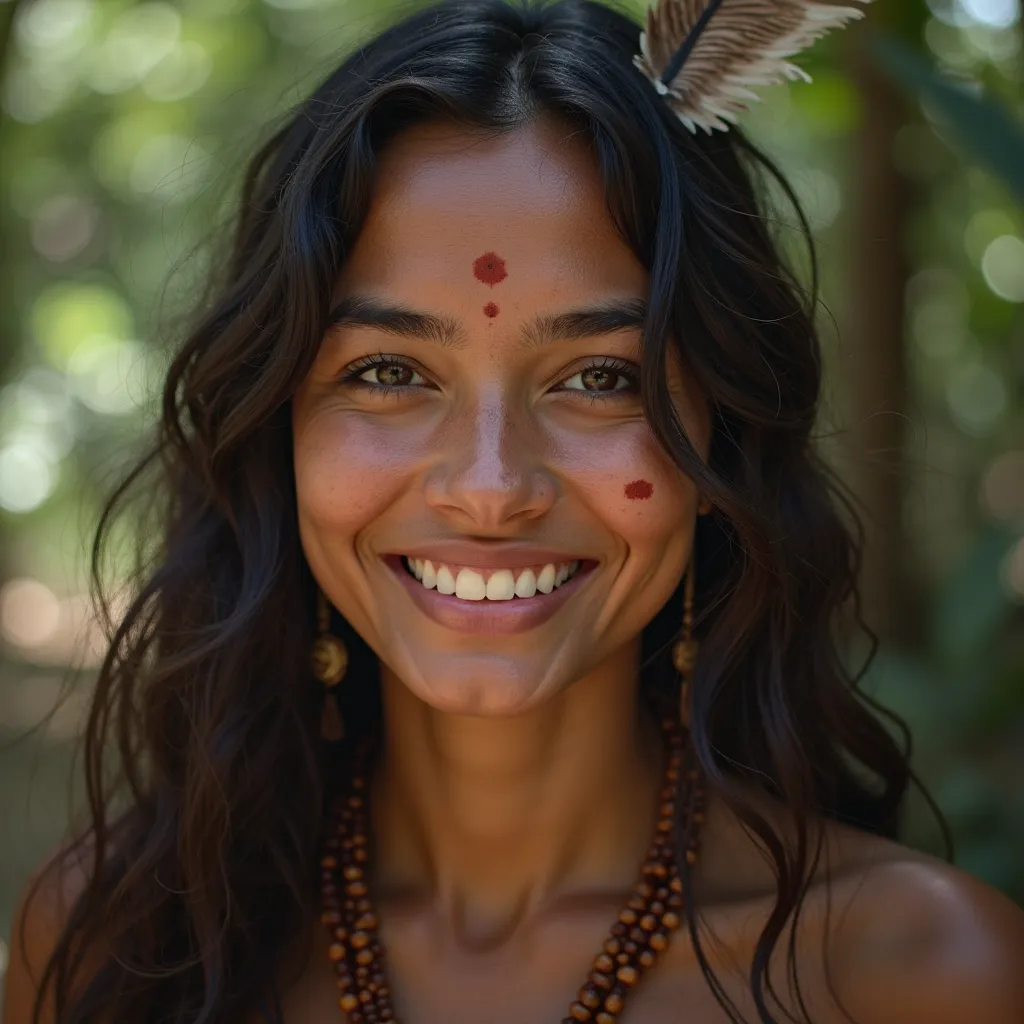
672, 559, 699, 730
310, 587, 348, 742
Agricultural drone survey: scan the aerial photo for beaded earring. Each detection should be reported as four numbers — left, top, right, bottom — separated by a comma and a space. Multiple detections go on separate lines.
672, 559, 699, 729
310, 587, 348, 742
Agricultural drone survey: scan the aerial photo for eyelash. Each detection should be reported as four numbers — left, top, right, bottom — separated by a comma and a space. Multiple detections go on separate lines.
338, 353, 641, 403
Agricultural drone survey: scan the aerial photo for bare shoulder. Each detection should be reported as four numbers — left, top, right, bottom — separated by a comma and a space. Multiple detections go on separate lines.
689, 784, 1024, 1023
819, 827, 1024, 1024
1, 837, 95, 1024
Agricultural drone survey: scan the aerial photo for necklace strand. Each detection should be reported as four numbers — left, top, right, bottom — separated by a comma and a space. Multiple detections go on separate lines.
319, 714, 706, 1023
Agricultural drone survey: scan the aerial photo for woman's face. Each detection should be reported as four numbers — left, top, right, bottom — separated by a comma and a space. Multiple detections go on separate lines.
292, 117, 710, 716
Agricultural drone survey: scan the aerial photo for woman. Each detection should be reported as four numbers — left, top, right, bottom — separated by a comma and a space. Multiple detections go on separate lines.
4, 0, 1023, 1022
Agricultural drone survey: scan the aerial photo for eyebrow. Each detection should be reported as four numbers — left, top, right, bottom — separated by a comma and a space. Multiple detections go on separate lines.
325, 294, 648, 350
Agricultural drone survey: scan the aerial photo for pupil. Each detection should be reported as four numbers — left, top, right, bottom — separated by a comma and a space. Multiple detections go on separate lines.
582, 368, 616, 391
379, 364, 410, 386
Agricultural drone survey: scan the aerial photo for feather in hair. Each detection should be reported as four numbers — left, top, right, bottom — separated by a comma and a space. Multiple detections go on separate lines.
633, 0, 873, 134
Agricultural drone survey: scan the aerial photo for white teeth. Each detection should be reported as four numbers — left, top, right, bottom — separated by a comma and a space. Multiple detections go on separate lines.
514, 568, 537, 598
436, 564, 456, 595
404, 558, 582, 600
485, 569, 516, 601
455, 567, 487, 601
536, 564, 556, 594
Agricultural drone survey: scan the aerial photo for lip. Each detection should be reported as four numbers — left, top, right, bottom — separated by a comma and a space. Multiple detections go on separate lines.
384, 554, 598, 635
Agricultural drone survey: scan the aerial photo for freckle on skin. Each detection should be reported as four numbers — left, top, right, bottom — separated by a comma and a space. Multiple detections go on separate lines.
483, 302, 500, 318
624, 479, 654, 500
473, 252, 508, 287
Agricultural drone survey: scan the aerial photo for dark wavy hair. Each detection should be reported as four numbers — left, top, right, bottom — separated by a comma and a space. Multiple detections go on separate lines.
27, 1, 951, 1021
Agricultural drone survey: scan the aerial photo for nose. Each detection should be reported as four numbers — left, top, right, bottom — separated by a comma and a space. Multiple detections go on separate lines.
423, 386, 557, 530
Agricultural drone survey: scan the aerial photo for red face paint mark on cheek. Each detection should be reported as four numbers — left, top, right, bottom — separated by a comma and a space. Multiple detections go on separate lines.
483, 302, 500, 318
473, 252, 508, 286
624, 479, 654, 501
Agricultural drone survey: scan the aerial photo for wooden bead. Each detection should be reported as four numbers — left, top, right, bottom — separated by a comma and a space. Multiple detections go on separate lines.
594, 954, 614, 973
603, 939, 621, 956
638, 948, 657, 968
649, 931, 668, 952
604, 990, 625, 1014
355, 948, 374, 966
661, 911, 680, 930
340, 993, 359, 1012
350, 930, 371, 949
569, 1003, 593, 1021
616, 965, 639, 987
618, 908, 638, 926
640, 914, 657, 932
328, 943, 345, 962
590, 971, 613, 990
580, 984, 602, 1009
685, 849, 698, 866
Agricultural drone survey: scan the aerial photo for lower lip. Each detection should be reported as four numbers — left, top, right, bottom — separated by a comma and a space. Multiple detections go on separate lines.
384, 556, 596, 635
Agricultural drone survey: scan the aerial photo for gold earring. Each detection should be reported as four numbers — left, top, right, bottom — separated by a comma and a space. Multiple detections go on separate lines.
672, 560, 699, 729
311, 587, 348, 741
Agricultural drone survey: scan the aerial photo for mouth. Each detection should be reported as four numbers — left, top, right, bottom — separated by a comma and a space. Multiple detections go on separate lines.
383, 554, 597, 635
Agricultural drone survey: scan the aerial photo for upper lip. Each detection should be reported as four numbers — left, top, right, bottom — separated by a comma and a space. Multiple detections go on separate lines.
389, 542, 592, 570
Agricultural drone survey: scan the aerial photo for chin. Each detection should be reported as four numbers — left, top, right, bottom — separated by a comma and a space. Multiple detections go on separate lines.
400, 655, 559, 717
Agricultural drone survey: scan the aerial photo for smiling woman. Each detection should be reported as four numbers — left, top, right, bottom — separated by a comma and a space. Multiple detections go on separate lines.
4, 2, 1024, 1024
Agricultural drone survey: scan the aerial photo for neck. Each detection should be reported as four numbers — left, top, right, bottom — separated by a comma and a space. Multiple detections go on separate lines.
369, 643, 666, 946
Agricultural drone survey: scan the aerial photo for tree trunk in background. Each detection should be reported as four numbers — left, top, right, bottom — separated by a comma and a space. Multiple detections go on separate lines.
841, 20, 917, 647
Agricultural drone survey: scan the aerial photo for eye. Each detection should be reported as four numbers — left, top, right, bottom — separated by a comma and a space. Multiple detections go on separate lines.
355, 360, 425, 388
559, 358, 639, 398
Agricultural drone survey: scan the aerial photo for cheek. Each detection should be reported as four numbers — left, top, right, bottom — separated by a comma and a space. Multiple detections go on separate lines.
293, 410, 425, 534
553, 423, 693, 542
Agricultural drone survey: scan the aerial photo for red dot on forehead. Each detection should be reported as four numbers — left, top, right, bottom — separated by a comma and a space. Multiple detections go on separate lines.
483, 302, 500, 318
473, 252, 508, 286
624, 479, 654, 500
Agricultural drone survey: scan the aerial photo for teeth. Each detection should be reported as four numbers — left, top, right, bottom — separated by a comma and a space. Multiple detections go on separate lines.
536, 564, 556, 594
402, 558, 582, 601
514, 568, 537, 598
455, 567, 487, 600
485, 569, 516, 601
436, 564, 456, 595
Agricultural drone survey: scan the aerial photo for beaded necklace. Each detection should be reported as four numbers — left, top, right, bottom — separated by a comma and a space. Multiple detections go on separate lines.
319, 714, 705, 1024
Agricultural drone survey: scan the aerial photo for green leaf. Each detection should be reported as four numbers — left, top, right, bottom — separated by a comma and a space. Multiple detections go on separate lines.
870, 33, 1024, 204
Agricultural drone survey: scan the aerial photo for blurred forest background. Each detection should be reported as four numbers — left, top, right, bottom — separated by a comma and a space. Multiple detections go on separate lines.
0, 0, 1022, 1004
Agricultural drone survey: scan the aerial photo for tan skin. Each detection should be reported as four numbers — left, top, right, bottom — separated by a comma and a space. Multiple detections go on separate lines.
5, 116, 1024, 1024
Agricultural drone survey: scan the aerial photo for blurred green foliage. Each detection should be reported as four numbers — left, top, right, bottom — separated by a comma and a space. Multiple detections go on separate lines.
0, 0, 1022, 999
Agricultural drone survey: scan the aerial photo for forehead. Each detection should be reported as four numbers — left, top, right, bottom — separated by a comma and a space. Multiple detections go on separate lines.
337, 118, 647, 296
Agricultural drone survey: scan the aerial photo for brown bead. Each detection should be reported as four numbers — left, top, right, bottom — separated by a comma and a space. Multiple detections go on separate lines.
611, 922, 627, 937
685, 849, 698, 866
623, 940, 638, 955
659, 801, 674, 817
638, 948, 657, 968
358, 989, 373, 1004
670, 876, 683, 893
328, 943, 345, 962
322, 909, 342, 925
615, 952, 629, 965
603, 938, 621, 956
628, 927, 646, 945
580, 984, 602, 1009
618, 908, 638, 926
594, 953, 614, 973
616, 965, 639, 987
354, 847, 369, 862
355, 948, 374, 966
656, 818, 672, 833
635, 882, 654, 899
650, 901, 665, 916
640, 914, 658, 932
344, 865, 364, 880
627, 895, 646, 911
355, 912, 378, 930
340, 993, 359, 1012
649, 931, 668, 952
604, 990, 625, 1014
350, 930, 371, 950
595, 1015, 615, 1024
667, 892, 683, 908
322, 854, 338, 869
569, 1003, 593, 1021
662, 911, 680, 930
347, 881, 369, 897
590, 971, 613, 991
